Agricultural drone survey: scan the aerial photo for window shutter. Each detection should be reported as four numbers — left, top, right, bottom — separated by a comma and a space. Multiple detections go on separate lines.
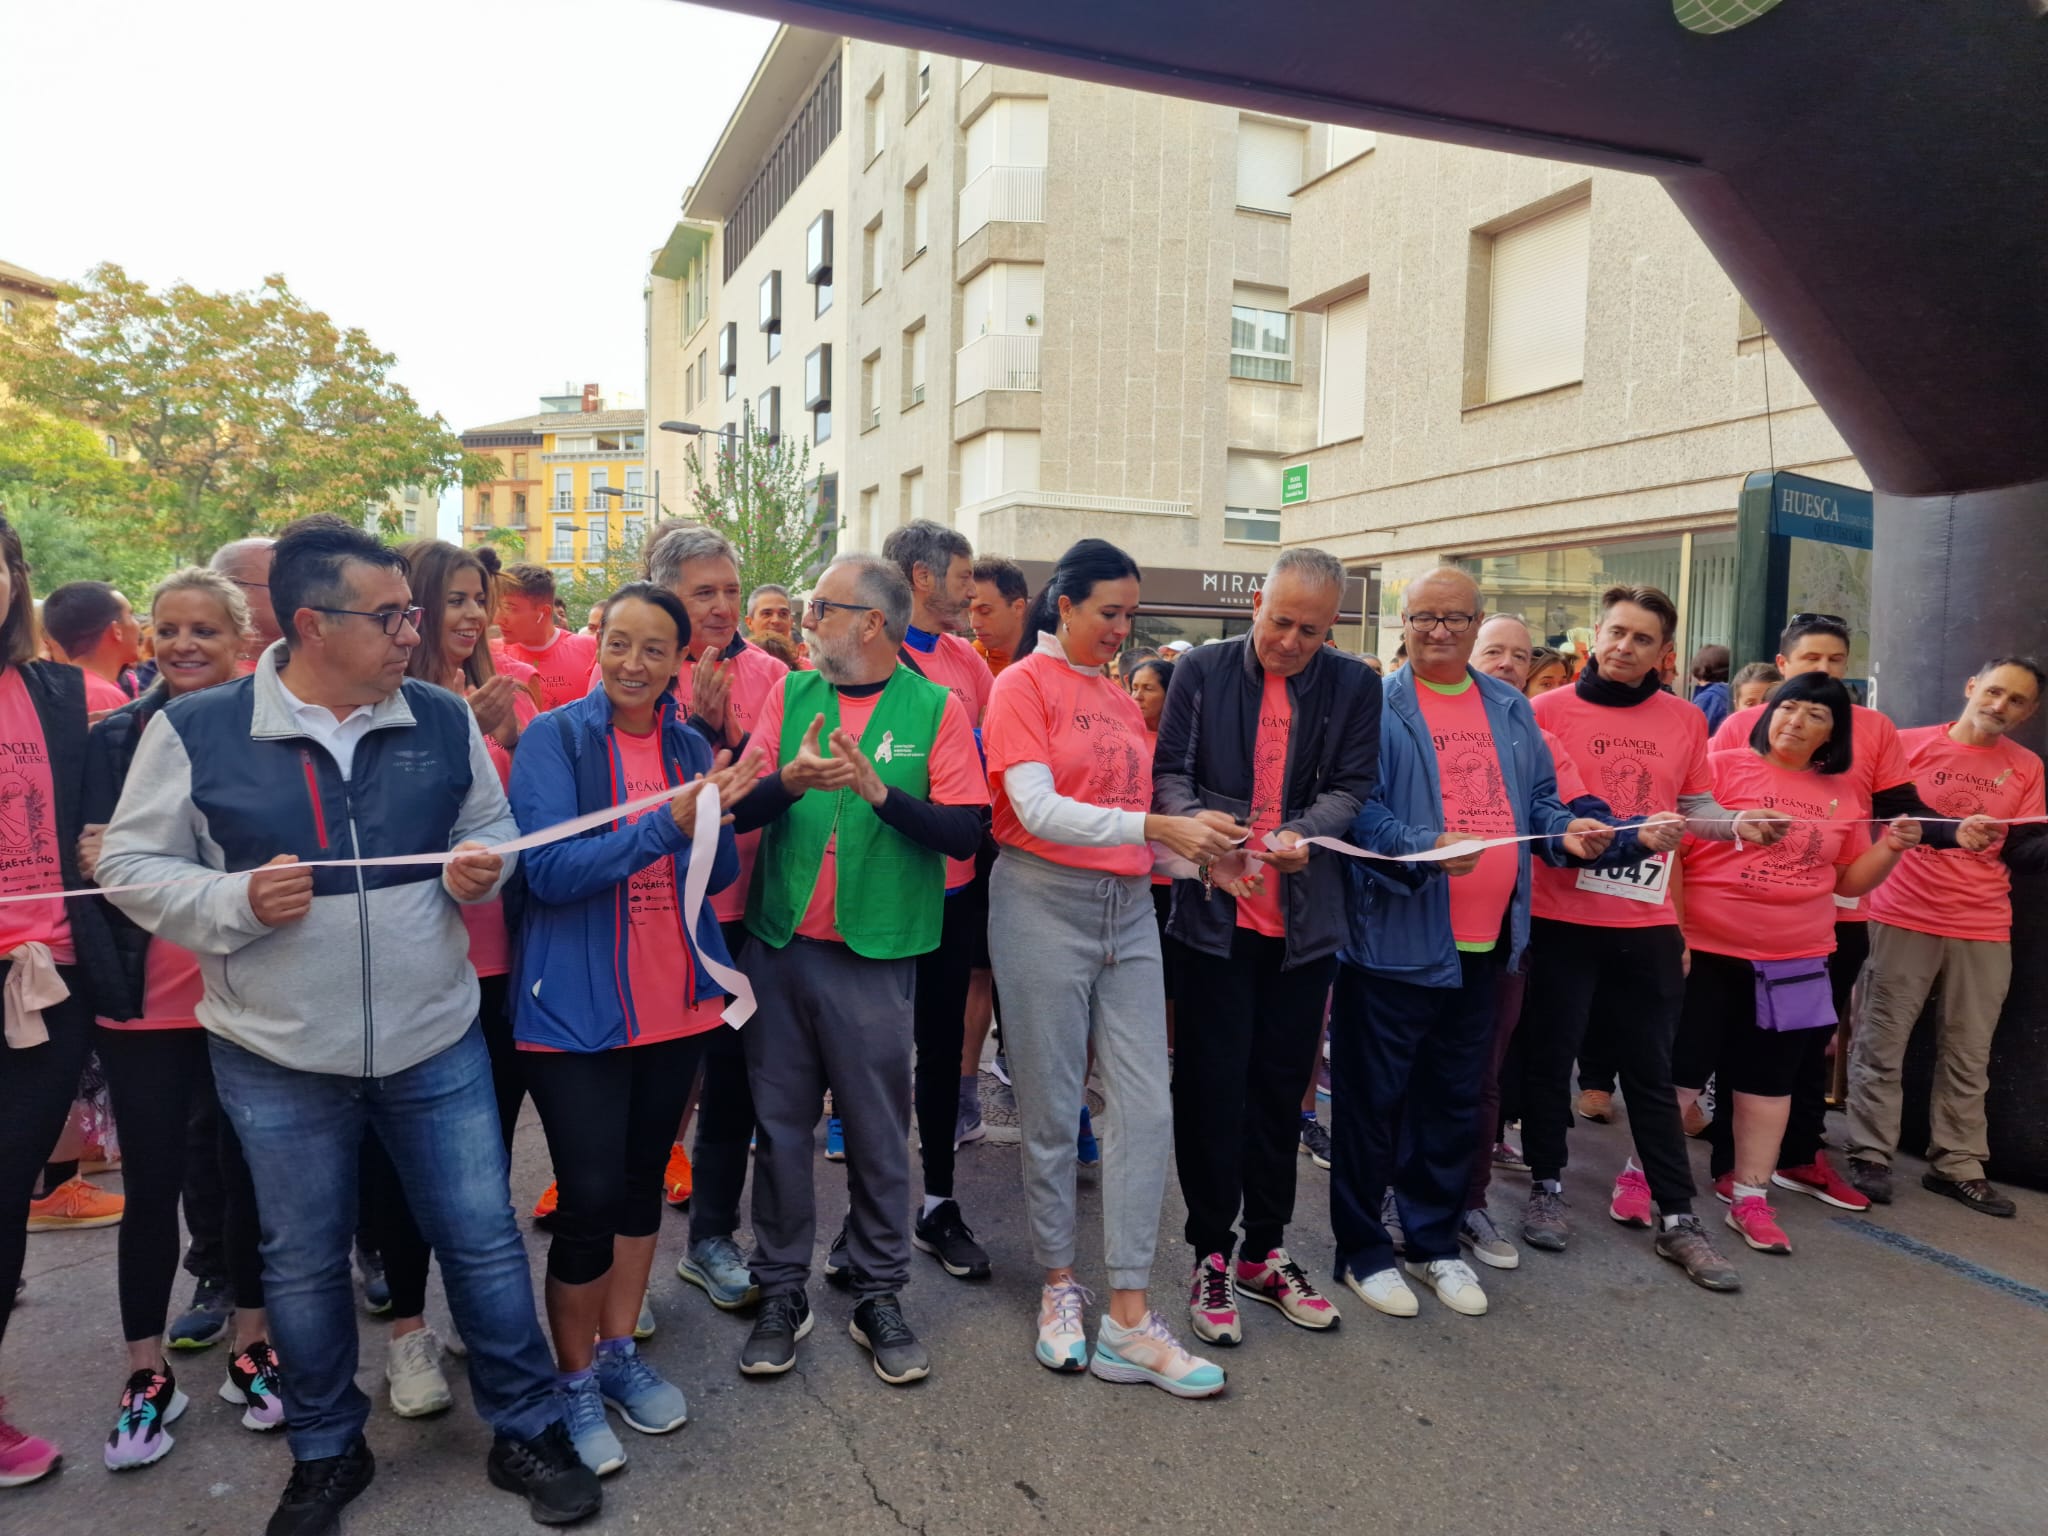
1486, 200, 1591, 401
1235, 119, 1305, 213
1224, 452, 1281, 511
1319, 292, 1369, 444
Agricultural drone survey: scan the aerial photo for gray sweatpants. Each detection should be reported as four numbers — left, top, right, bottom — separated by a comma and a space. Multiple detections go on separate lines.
987, 848, 1171, 1292
744, 937, 916, 1300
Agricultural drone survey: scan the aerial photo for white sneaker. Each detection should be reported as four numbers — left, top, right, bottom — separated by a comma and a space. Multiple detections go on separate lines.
1402, 1257, 1488, 1316
634, 1291, 656, 1341
1342, 1265, 1418, 1318
386, 1326, 453, 1417
1034, 1281, 1091, 1372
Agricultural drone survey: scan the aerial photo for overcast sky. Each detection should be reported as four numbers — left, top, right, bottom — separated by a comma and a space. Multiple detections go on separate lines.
0, 0, 775, 531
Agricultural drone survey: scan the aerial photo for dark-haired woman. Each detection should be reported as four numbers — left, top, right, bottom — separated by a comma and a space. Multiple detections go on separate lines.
1673, 672, 1918, 1255
983, 540, 1236, 1397
510, 583, 755, 1475
0, 512, 121, 1489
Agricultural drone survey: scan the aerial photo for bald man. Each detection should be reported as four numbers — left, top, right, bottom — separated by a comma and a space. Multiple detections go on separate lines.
211, 538, 282, 662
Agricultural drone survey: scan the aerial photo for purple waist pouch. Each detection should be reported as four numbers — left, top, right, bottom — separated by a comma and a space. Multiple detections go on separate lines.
1752, 957, 1839, 1032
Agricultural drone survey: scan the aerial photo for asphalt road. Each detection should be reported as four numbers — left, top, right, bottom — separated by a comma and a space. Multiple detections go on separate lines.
9, 1088, 2048, 1536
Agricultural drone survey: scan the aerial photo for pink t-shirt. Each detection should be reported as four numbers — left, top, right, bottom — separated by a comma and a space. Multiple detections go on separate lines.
1865, 724, 2046, 943
1530, 685, 1711, 928
750, 674, 987, 943
907, 631, 996, 890
1418, 679, 1519, 947
100, 937, 203, 1031
1542, 728, 1590, 803
1681, 749, 1863, 961
460, 661, 540, 980
0, 668, 74, 962
680, 642, 787, 923
1235, 670, 1293, 938
496, 628, 597, 711
79, 668, 130, 715
613, 726, 720, 1043
985, 650, 1153, 879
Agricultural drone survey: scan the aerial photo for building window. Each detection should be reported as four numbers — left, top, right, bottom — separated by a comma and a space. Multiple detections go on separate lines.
861, 351, 881, 431
859, 484, 879, 545
814, 405, 832, 444
104, 434, 118, 456
512, 452, 528, 479
901, 468, 924, 525
1319, 290, 1369, 444
1230, 287, 1294, 382
807, 211, 833, 282
724, 52, 842, 278
587, 468, 609, 510
864, 79, 886, 164
910, 50, 932, 111
805, 344, 832, 410
551, 519, 575, 561
625, 468, 646, 512
1454, 535, 1682, 665
768, 330, 782, 363
586, 517, 609, 559
685, 362, 697, 405
718, 321, 737, 376
863, 216, 883, 298
905, 172, 929, 261
903, 321, 927, 407
759, 271, 781, 334
1482, 197, 1592, 403
695, 349, 708, 404
1326, 124, 1375, 171
512, 492, 528, 527
477, 492, 493, 526
623, 514, 646, 550
1224, 452, 1283, 543
553, 470, 573, 511
757, 387, 781, 446
0, 299, 16, 326
725, 371, 736, 402
1235, 117, 1305, 215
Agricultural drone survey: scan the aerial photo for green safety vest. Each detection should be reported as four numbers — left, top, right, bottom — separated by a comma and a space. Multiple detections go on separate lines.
745, 665, 950, 959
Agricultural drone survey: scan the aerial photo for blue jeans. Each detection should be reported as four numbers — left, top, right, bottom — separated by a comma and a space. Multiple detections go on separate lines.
209, 1022, 561, 1461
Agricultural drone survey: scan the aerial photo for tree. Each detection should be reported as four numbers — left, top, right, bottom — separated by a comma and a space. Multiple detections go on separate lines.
553, 531, 650, 626
0, 404, 167, 592
0, 263, 494, 566
685, 406, 831, 595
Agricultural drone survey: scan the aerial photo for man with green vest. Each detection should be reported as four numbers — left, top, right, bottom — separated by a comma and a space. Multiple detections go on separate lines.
728, 554, 988, 1385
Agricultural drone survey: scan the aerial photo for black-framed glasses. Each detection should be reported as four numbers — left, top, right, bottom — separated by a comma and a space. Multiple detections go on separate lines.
1404, 611, 1477, 634
1787, 611, 1846, 628
805, 597, 873, 622
310, 605, 424, 637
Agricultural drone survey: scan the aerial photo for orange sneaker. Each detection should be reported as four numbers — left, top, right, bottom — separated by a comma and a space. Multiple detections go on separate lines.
664, 1143, 693, 1210
532, 1182, 559, 1227
27, 1176, 125, 1231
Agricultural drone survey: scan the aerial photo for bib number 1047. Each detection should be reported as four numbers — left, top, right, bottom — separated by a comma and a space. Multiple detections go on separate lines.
1574, 850, 1672, 905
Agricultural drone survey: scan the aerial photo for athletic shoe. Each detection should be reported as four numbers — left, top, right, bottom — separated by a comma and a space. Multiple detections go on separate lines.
1522, 1185, 1571, 1252
1575, 1088, 1615, 1122
1711, 1172, 1736, 1204
821, 1223, 855, 1286
1341, 1265, 1418, 1318
990, 1051, 1012, 1087
1076, 1106, 1100, 1168
26, 1175, 124, 1231
1845, 1157, 1894, 1205
1380, 1187, 1405, 1252
352, 1244, 392, 1316
1234, 1247, 1339, 1329
913, 1199, 992, 1279
740, 1292, 813, 1375
1491, 1139, 1529, 1172
1299, 1118, 1333, 1169
634, 1291, 656, 1341
81, 1139, 120, 1175
1315, 1055, 1333, 1101
266, 1435, 376, 1535
1402, 1257, 1488, 1316
678, 1236, 760, 1310
663, 1143, 693, 1210
561, 1372, 624, 1476
103, 1366, 188, 1470
1608, 1166, 1654, 1228
1774, 1161, 1867, 1215
166, 1275, 232, 1350
0, 1403, 60, 1488
850, 1294, 930, 1385
824, 1116, 846, 1162
220, 1339, 285, 1430
1654, 1214, 1742, 1291
595, 1338, 687, 1432
1682, 1100, 1712, 1138
954, 1076, 986, 1149
386, 1326, 453, 1418
1921, 1172, 2017, 1218
485, 1420, 604, 1526
1090, 1312, 1226, 1398
531, 1181, 559, 1227
1725, 1194, 1793, 1254
1187, 1252, 1241, 1345
1035, 1280, 1091, 1371
1458, 1208, 1520, 1270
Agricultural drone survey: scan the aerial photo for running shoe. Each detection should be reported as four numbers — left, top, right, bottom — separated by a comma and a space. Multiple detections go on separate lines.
166, 1275, 233, 1351
1845, 1157, 1893, 1205
220, 1339, 285, 1430
1712, 1172, 1736, 1204
1402, 1257, 1488, 1316
26, 1175, 125, 1231
1234, 1247, 1339, 1330
1090, 1312, 1225, 1398
1299, 1117, 1333, 1169
1380, 1187, 1405, 1252
1341, 1265, 1418, 1317
532, 1181, 560, 1227
1725, 1195, 1793, 1255
634, 1291, 656, 1341
1491, 1139, 1529, 1172
485, 1421, 602, 1525
1575, 1088, 1616, 1123
954, 1076, 986, 1149
1035, 1281, 1091, 1372
267, 1435, 376, 1532
1522, 1185, 1571, 1252
595, 1338, 688, 1433
1458, 1208, 1520, 1270
1187, 1252, 1241, 1345
0, 1403, 59, 1488
1772, 1151, 1870, 1212
990, 1051, 1012, 1087
104, 1366, 188, 1470
1608, 1166, 1654, 1228
663, 1143, 693, 1209
677, 1236, 760, 1310
913, 1199, 992, 1279
1076, 1106, 1100, 1168
1682, 1099, 1712, 1138
850, 1294, 930, 1385
740, 1292, 813, 1376
1654, 1214, 1742, 1291
561, 1372, 624, 1475
353, 1243, 392, 1316
824, 1116, 846, 1162
386, 1326, 453, 1418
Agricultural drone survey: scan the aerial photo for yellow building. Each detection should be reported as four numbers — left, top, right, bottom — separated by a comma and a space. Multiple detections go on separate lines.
459, 387, 650, 572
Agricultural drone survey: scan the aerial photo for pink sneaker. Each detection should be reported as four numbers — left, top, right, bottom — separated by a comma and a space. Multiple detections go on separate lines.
1234, 1247, 1339, 1331
0, 1403, 60, 1488
1713, 1172, 1735, 1205
1608, 1166, 1653, 1228
1186, 1253, 1240, 1346
1725, 1194, 1792, 1254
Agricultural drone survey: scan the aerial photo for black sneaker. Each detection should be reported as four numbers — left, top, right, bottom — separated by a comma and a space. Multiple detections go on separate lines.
912, 1200, 992, 1279
821, 1223, 856, 1287
486, 1420, 602, 1526
1921, 1172, 2017, 1218
1845, 1157, 1893, 1205
266, 1436, 375, 1536
1299, 1118, 1333, 1170
740, 1291, 813, 1376
850, 1294, 930, 1385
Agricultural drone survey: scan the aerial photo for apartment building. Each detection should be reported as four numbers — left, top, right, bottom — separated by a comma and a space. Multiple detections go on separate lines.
460, 385, 650, 570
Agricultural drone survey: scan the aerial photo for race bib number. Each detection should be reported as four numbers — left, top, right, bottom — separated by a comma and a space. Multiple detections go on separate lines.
1575, 851, 1672, 906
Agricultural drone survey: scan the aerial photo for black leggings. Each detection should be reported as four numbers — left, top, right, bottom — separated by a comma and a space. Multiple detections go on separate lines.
0, 973, 91, 1348
97, 1026, 265, 1344
912, 889, 977, 1201
528, 1033, 710, 1286
1674, 949, 1816, 1179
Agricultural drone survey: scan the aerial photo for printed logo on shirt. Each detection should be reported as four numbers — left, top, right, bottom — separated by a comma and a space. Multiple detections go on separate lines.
1596, 755, 1659, 816
1747, 791, 1838, 885
874, 730, 924, 764
0, 765, 54, 868
1087, 731, 1147, 811
1923, 773, 2005, 862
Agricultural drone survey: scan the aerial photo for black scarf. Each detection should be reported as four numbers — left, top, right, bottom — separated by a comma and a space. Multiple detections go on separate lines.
1573, 656, 1665, 709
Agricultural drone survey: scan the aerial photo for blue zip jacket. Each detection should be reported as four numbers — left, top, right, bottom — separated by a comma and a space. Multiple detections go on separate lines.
1340, 666, 1648, 988
510, 686, 739, 1051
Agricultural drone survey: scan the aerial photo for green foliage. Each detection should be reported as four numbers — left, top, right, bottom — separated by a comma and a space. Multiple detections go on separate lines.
686, 408, 831, 596
0, 405, 166, 592
553, 532, 650, 624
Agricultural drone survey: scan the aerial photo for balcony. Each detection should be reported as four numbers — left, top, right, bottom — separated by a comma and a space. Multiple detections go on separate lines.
585, 497, 612, 511
958, 165, 1045, 240
550, 494, 575, 512
954, 332, 1041, 403
548, 544, 574, 562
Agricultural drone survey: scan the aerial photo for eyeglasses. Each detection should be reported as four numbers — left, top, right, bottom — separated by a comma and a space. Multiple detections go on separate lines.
1787, 612, 1846, 628
229, 578, 270, 591
310, 605, 424, 637
1403, 611, 1477, 634
804, 597, 874, 622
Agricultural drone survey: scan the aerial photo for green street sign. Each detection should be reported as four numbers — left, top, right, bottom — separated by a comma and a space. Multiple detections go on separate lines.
1281, 464, 1309, 505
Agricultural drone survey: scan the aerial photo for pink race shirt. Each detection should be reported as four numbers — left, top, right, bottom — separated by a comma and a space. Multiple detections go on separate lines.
99, 937, 202, 1031
0, 668, 73, 961
750, 675, 986, 943
985, 650, 1153, 879
79, 668, 130, 714
1682, 749, 1863, 961
1417, 679, 1518, 947
1235, 670, 1293, 938
496, 628, 597, 711
907, 631, 996, 891
1542, 727, 1590, 803
612, 726, 721, 1044
460, 663, 539, 980
1531, 686, 1711, 928
1865, 724, 2046, 943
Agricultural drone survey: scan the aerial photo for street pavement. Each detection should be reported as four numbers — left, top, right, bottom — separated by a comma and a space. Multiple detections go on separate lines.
9, 1089, 2048, 1536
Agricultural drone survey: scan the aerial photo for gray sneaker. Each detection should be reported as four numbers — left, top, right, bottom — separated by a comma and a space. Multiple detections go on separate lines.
1654, 1214, 1742, 1292
955, 1076, 986, 1149
594, 1339, 687, 1434
1522, 1185, 1571, 1252
1380, 1188, 1405, 1253
562, 1371, 625, 1476
678, 1236, 760, 1311
1458, 1208, 1520, 1270
850, 1294, 930, 1385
